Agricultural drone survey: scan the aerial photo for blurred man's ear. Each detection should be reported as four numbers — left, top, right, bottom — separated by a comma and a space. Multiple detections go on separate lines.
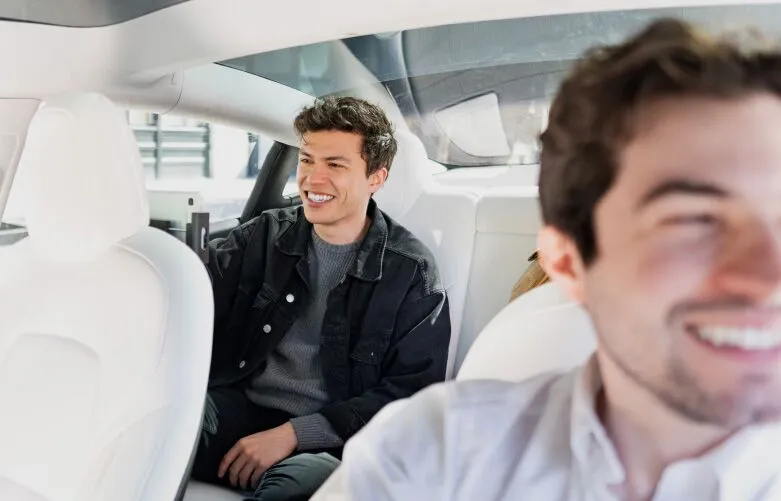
537, 226, 588, 304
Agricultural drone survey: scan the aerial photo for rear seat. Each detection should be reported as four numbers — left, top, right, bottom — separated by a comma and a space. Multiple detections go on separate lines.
374, 130, 479, 378
453, 185, 542, 372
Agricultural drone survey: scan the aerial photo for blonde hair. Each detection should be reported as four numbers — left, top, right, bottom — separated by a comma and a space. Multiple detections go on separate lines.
510, 251, 551, 301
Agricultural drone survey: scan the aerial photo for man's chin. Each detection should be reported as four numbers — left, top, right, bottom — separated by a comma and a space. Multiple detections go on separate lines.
658, 384, 781, 428
301, 208, 331, 225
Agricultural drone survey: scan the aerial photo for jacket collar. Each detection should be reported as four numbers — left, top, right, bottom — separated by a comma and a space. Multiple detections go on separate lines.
275, 198, 388, 282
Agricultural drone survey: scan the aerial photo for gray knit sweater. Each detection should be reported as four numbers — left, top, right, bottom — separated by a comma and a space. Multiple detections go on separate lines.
246, 229, 358, 451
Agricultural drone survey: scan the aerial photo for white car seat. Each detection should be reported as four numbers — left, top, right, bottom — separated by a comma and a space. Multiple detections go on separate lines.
182, 481, 243, 501
374, 129, 479, 378
455, 186, 542, 371
457, 282, 597, 382
0, 93, 214, 501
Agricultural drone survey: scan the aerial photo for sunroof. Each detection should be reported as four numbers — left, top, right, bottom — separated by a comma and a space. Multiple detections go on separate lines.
0, 0, 190, 27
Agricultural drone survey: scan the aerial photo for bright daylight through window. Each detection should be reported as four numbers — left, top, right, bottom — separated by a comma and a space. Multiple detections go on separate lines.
0, 112, 274, 246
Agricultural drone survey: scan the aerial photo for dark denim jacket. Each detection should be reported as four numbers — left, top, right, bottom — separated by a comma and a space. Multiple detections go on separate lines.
206, 199, 451, 441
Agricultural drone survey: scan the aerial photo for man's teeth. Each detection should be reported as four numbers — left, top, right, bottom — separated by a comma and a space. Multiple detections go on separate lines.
696, 326, 781, 350
308, 193, 334, 203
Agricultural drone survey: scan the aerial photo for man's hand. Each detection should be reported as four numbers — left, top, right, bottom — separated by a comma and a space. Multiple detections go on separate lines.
218, 422, 298, 490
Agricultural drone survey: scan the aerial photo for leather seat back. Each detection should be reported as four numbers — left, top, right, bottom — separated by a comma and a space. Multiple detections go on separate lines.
374, 130, 479, 378
0, 93, 214, 501
457, 282, 597, 382
455, 185, 542, 371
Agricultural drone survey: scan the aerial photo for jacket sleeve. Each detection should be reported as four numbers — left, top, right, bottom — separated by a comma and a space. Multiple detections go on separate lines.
206, 218, 259, 329
319, 284, 451, 441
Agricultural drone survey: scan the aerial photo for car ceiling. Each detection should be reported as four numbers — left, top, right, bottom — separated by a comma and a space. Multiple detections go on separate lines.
0, 0, 190, 27
1, 0, 776, 99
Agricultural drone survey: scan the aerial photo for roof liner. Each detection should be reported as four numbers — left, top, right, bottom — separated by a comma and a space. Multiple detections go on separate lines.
1, 0, 776, 98
0, 0, 189, 27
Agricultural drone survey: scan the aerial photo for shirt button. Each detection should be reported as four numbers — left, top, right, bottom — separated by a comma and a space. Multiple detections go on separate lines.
238, 360, 246, 369
263, 324, 272, 334
286, 294, 295, 303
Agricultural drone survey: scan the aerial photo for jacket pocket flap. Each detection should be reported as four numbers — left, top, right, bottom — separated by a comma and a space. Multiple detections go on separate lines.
252, 284, 278, 309
349, 333, 391, 365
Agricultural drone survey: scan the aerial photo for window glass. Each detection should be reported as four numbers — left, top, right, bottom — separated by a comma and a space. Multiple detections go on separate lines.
220, 3, 778, 167
129, 111, 272, 222
0, 111, 273, 245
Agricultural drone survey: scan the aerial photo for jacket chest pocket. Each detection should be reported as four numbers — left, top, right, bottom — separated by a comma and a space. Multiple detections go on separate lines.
251, 284, 302, 332
244, 287, 299, 366
348, 332, 391, 394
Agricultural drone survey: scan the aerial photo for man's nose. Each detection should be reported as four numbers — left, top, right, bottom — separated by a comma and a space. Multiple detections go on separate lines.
306, 163, 329, 184
713, 223, 781, 302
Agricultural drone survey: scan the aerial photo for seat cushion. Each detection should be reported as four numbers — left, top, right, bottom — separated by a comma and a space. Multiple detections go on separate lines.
184, 481, 244, 501
0, 237, 170, 499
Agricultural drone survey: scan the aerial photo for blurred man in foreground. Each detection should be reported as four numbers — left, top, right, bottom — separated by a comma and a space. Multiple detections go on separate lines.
313, 19, 781, 501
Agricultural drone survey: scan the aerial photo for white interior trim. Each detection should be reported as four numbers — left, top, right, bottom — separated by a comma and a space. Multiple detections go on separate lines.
1, 0, 775, 99
171, 64, 313, 145
0, 99, 42, 219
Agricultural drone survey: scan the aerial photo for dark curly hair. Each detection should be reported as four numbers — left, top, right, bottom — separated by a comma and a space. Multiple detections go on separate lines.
539, 18, 781, 264
294, 96, 398, 177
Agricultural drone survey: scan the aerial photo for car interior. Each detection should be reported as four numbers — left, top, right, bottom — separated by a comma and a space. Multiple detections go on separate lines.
0, 0, 776, 499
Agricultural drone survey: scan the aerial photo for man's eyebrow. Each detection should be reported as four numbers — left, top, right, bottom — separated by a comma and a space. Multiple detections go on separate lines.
637, 178, 728, 210
325, 156, 350, 163
297, 151, 350, 163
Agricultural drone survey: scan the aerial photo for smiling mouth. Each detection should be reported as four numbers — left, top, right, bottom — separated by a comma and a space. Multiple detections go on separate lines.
306, 191, 334, 204
689, 325, 781, 351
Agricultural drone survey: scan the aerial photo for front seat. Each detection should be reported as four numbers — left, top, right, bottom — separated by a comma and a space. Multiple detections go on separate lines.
457, 282, 597, 382
0, 93, 214, 501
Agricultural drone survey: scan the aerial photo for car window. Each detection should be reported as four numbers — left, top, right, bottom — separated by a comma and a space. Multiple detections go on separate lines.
0, 111, 274, 246
221, 3, 780, 168
129, 111, 273, 222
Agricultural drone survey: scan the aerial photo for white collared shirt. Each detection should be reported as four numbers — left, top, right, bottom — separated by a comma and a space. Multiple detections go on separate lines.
313, 357, 781, 501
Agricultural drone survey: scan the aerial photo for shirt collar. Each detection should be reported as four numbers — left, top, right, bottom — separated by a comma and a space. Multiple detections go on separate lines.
699, 422, 781, 499
275, 199, 388, 282
569, 355, 781, 499
570, 355, 626, 487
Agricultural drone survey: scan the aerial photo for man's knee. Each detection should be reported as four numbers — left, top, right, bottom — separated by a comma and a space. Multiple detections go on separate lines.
253, 453, 340, 501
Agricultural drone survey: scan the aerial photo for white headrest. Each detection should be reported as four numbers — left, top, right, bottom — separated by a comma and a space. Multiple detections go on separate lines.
457, 283, 597, 381
17, 93, 149, 262
374, 129, 433, 219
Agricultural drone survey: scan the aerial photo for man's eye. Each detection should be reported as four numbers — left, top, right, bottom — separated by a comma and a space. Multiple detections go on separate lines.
664, 214, 717, 225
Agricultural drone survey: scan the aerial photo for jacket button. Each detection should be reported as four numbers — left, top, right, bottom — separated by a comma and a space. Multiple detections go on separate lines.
286, 294, 295, 303
238, 360, 246, 369
263, 324, 272, 334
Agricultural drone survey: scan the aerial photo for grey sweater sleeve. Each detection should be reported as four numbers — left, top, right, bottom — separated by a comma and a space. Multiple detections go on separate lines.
290, 413, 345, 451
